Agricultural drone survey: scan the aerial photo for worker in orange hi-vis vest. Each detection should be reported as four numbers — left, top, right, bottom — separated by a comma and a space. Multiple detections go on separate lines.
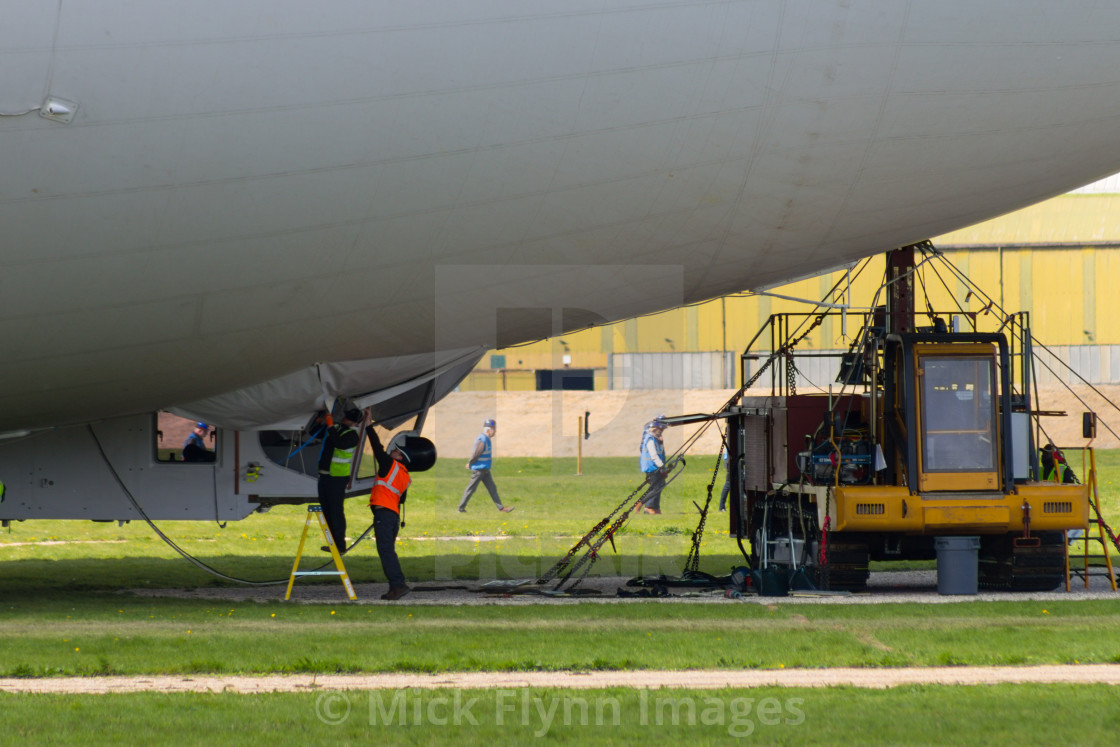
366, 425, 412, 600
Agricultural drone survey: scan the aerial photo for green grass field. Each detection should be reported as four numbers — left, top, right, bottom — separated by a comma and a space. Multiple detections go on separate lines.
2, 452, 1117, 591
3, 597, 1119, 677
3, 453, 1119, 745
4, 685, 1120, 745
0, 456, 745, 592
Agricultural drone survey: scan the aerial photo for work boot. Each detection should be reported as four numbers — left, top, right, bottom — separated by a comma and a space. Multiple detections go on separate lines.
381, 585, 410, 601
458, 508, 466, 513
321, 545, 346, 555
499, 506, 515, 513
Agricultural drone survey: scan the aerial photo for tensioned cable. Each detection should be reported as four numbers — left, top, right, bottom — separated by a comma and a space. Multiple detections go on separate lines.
930, 250, 1120, 441
87, 424, 374, 586
920, 253, 972, 323
1022, 347, 1120, 443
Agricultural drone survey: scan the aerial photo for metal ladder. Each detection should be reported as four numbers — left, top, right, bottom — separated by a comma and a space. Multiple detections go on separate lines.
285, 505, 357, 601
1065, 449, 1117, 592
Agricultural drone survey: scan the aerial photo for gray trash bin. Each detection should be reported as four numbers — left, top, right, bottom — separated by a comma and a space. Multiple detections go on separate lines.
934, 536, 980, 595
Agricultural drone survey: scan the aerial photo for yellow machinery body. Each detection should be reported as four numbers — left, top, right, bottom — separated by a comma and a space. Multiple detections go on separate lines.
833, 483, 1088, 534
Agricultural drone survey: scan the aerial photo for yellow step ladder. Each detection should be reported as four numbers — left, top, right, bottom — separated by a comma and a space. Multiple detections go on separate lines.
1065, 448, 1117, 592
285, 505, 357, 601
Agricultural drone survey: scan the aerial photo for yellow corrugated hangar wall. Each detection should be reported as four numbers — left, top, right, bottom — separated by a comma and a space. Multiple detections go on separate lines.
461, 193, 1120, 390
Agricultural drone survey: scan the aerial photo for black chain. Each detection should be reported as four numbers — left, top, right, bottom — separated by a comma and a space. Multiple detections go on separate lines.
536, 488, 640, 586
1092, 494, 1120, 555
819, 486, 832, 589
778, 314, 823, 396
546, 458, 687, 592
683, 431, 727, 575
551, 499, 636, 591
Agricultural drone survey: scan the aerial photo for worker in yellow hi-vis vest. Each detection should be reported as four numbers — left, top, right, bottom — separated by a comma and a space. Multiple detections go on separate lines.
315, 407, 362, 554
1040, 443, 1078, 484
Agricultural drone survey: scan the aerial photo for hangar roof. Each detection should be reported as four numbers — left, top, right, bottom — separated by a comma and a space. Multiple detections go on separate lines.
938, 173, 1120, 247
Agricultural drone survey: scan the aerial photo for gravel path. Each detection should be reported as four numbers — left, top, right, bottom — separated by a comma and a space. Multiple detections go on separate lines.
126, 569, 1118, 605
4, 665, 1120, 694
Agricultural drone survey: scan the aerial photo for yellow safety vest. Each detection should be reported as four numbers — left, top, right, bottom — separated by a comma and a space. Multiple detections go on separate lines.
328, 427, 357, 477
1045, 462, 1070, 483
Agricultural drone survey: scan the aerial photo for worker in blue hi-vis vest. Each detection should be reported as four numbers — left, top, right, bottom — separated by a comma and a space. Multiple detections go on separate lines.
458, 419, 514, 513
637, 416, 667, 514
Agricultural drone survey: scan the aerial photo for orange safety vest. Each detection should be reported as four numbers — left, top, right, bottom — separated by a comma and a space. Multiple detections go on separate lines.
369, 460, 411, 514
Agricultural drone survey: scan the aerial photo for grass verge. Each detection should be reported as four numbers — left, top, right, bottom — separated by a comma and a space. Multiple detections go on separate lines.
3, 685, 1118, 745
2, 598, 1119, 676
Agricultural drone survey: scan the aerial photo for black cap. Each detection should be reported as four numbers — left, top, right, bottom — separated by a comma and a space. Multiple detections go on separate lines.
343, 408, 363, 422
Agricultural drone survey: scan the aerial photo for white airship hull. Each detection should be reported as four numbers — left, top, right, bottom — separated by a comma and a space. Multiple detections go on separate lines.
3, 1, 1120, 435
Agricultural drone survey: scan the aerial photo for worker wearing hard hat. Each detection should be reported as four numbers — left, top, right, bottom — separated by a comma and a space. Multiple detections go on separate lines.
366, 426, 413, 600
458, 418, 514, 513
637, 417, 668, 514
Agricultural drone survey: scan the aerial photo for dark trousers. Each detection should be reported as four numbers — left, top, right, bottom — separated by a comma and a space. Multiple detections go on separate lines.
719, 473, 731, 511
641, 469, 665, 510
317, 474, 349, 549
372, 506, 406, 588
459, 469, 503, 510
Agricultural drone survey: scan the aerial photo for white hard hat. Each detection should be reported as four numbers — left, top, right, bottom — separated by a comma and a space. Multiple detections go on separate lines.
389, 431, 415, 461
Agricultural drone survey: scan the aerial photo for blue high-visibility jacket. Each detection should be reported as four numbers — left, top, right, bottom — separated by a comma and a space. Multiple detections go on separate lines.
469, 433, 493, 470
640, 432, 665, 473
